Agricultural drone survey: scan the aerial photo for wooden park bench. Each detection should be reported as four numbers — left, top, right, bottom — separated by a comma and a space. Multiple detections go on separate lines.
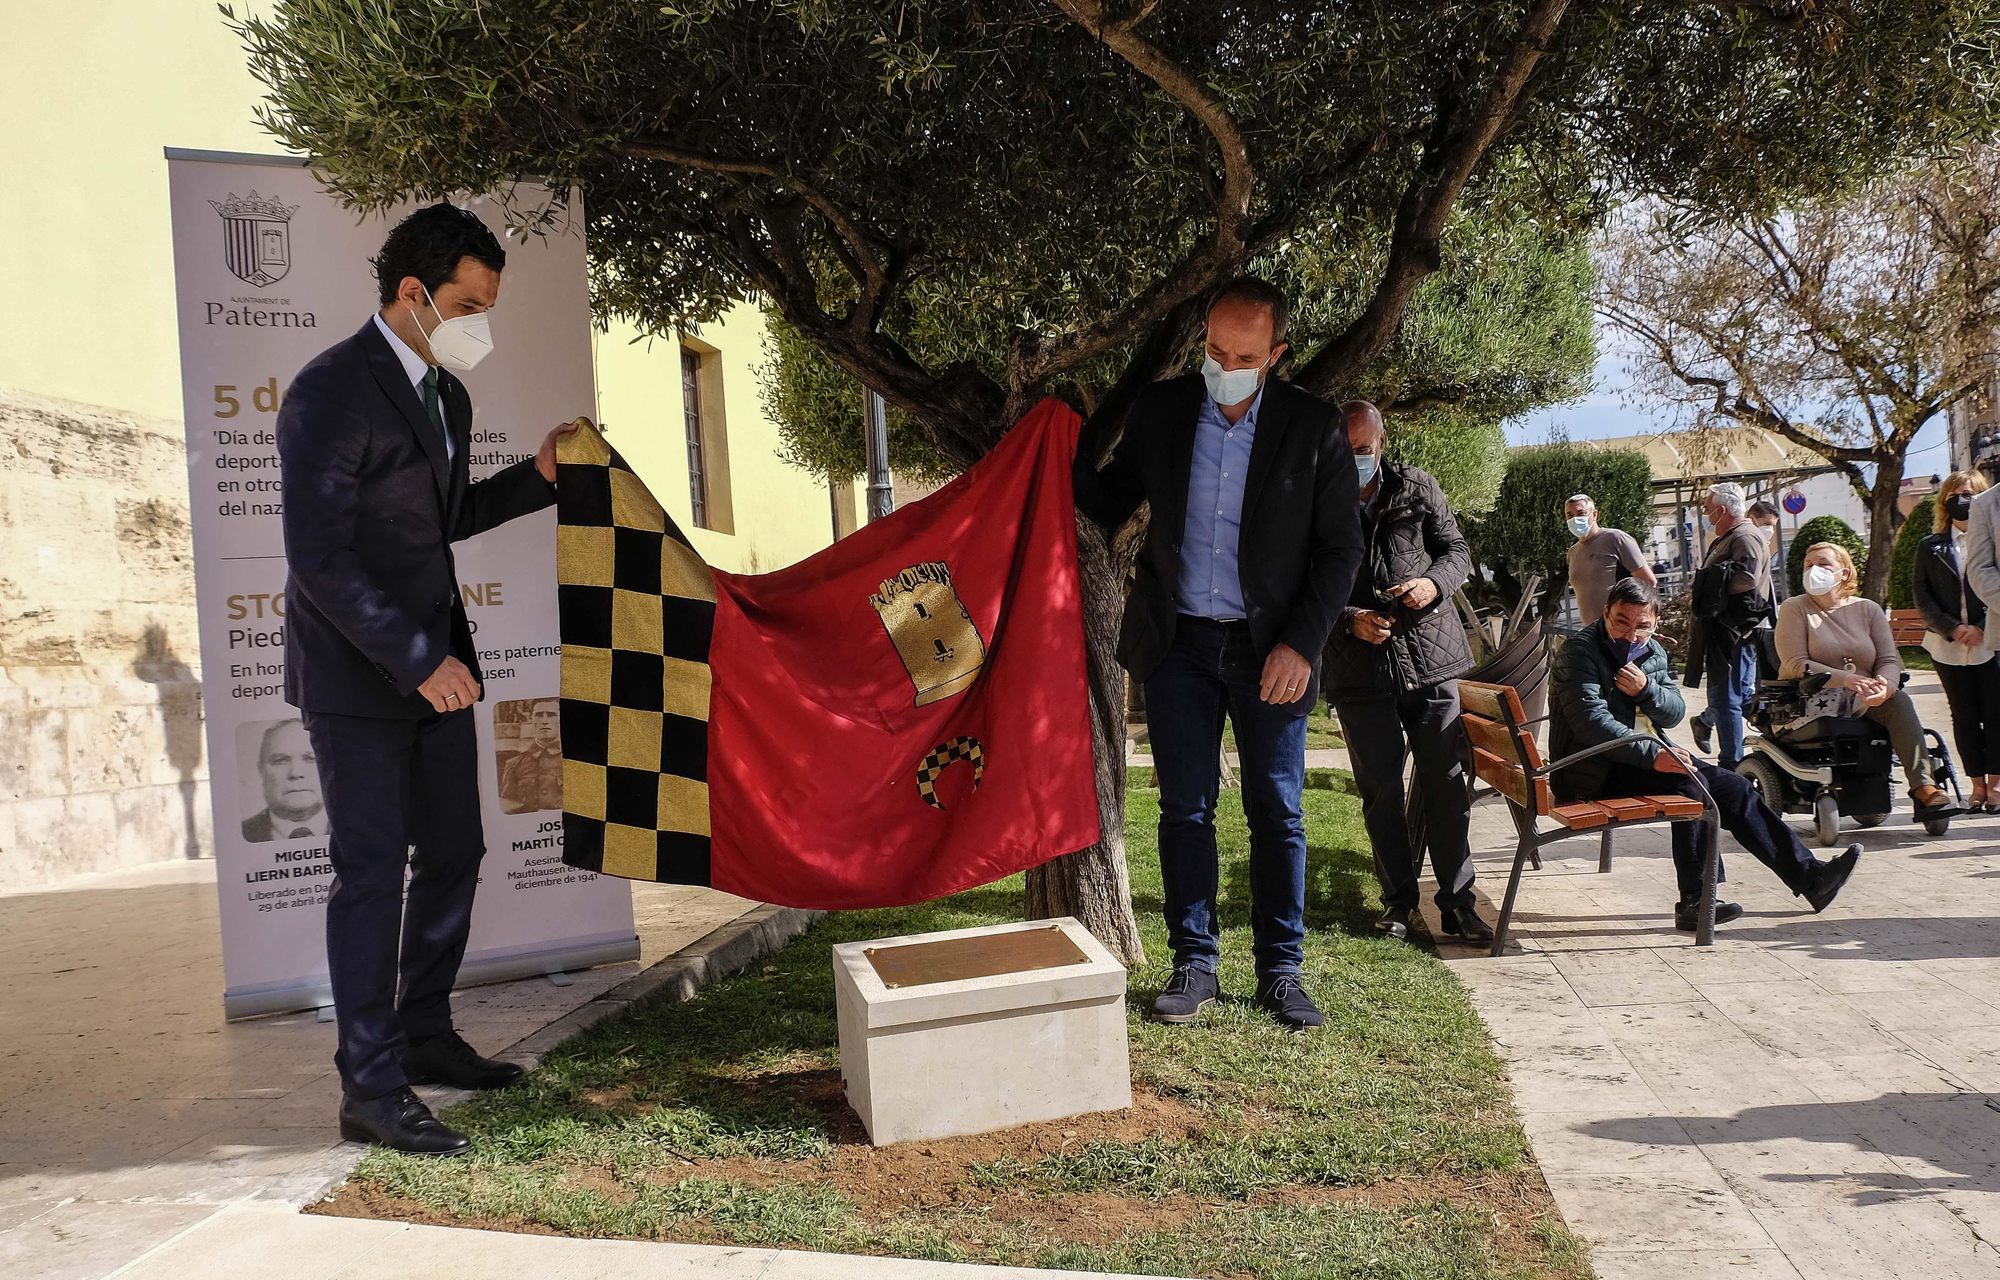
1458, 679, 1723, 955
1888, 608, 1929, 649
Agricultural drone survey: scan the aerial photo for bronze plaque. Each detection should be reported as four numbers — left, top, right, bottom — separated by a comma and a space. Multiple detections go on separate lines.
865, 925, 1090, 989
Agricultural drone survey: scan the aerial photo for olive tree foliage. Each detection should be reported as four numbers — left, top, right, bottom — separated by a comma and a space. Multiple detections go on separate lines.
234, 0, 2000, 962
1601, 148, 2000, 602
768, 201, 1597, 515
1466, 442, 1654, 616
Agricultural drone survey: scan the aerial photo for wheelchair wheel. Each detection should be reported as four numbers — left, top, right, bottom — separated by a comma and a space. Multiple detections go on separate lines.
1813, 791, 1842, 847
1736, 753, 1786, 808
1855, 813, 1888, 828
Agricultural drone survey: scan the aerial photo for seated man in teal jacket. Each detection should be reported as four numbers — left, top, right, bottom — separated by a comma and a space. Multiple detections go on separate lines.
1552, 577, 1858, 930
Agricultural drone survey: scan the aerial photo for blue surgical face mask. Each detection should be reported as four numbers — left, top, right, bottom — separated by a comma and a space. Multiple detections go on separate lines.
1355, 453, 1378, 487
1628, 638, 1651, 661
1201, 354, 1266, 407
1567, 515, 1592, 538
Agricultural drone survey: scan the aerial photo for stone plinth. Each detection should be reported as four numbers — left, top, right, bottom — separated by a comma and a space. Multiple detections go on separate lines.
833, 916, 1130, 1146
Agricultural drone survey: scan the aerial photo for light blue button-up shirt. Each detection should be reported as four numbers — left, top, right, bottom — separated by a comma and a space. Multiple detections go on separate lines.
1175, 385, 1264, 619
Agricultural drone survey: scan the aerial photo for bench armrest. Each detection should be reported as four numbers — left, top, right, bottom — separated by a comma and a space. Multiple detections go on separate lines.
1539, 736, 1657, 777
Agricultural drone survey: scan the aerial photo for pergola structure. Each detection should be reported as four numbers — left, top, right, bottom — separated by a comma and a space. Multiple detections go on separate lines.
1571, 427, 1842, 594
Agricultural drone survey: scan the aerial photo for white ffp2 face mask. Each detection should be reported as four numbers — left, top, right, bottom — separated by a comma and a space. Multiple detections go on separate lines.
1804, 565, 1841, 597
1201, 354, 1266, 407
411, 284, 495, 372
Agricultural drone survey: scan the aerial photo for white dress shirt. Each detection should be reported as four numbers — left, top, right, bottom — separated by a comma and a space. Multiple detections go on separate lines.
372, 312, 454, 463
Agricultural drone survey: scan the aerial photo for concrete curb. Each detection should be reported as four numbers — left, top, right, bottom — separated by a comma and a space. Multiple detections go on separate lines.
496, 903, 822, 1069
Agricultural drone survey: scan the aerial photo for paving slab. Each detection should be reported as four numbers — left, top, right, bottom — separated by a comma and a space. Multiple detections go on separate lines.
0, 859, 823, 1280
1450, 672, 2000, 1279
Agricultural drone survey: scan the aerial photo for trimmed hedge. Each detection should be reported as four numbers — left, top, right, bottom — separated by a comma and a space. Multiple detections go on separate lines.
1888, 496, 1935, 610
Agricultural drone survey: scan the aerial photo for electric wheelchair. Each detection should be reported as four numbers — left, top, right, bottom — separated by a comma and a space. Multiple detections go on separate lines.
1733, 672, 1961, 846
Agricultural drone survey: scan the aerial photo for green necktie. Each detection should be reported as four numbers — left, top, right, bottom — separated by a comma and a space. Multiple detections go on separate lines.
421, 367, 445, 438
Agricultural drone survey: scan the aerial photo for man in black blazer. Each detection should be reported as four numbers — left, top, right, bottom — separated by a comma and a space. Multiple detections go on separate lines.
279, 203, 578, 1155
1075, 277, 1364, 1030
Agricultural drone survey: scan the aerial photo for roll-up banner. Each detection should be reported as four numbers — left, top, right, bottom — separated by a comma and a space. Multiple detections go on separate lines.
164, 149, 636, 1019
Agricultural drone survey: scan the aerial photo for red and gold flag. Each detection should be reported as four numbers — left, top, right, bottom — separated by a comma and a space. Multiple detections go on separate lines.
555, 399, 1100, 908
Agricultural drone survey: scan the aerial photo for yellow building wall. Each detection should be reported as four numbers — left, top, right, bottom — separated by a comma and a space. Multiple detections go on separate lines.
594, 307, 853, 574
0, 0, 845, 575
1, 3, 276, 420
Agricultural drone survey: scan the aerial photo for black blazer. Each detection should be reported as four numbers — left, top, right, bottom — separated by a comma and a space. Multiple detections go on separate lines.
1915, 530, 1988, 638
1073, 373, 1364, 715
278, 320, 555, 719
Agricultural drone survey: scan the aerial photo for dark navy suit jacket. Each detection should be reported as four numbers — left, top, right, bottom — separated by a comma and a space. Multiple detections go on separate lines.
278, 320, 555, 719
1072, 373, 1364, 716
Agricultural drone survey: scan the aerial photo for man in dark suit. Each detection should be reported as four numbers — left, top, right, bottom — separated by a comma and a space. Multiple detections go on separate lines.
1074, 277, 1364, 1030
279, 203, 579, 1155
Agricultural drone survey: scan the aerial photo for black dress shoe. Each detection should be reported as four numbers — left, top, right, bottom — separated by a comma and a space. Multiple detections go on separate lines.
1690, 714, 1713, 756
1804, 844, 1861, 913
404, 1031, 526, 1091
1151, 965, 1220, 1025
1674, 899, 1745, 931
339, 1087, 471, 1156
1255, 974, 1324, 1031
1438, 906, 1494, 943
1375, 907, 1412, 940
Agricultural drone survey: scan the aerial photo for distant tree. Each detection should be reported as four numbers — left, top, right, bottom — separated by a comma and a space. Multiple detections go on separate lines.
1787, 515, 1868, 598
1601, 149, 2000, 601
1468, 442, 1653, 617
1888, 497, 1938, 610
238, 0, 2000, 962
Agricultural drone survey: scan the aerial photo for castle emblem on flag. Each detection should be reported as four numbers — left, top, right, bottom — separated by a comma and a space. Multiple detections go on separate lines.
208, 190, 300, 288
915, 737, 984, 809
870, 560, 986, 707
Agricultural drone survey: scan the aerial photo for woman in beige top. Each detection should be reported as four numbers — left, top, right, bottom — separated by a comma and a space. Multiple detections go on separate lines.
1776, 542, 1954, 815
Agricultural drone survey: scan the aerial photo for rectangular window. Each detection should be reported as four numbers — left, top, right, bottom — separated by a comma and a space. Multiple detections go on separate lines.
681, 348, 709, 529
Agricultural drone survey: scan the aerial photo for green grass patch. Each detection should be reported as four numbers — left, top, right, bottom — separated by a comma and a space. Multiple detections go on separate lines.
1132, 713, 1345, 755
330, 782, 1586, 1278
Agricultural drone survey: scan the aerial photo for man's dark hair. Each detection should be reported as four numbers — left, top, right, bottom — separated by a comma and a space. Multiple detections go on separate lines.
373, 203, 507, 306
1747, 499, 1781, 520
1208, 276, 1290, 344
1604, 576, 1658, 612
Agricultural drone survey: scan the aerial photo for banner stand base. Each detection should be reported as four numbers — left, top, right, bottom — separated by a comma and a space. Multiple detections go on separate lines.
223, 932, 642, 1021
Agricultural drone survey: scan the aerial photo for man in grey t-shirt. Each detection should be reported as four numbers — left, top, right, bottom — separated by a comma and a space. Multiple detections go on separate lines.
1565, 494, 1657, 625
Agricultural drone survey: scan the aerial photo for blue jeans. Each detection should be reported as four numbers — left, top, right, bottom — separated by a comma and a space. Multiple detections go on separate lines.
1706, 640, 1760, 768
1144, 616, 1308, 977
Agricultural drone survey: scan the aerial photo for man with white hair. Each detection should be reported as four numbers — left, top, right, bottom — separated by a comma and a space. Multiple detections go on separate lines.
1686, 481, 1775, 770
1565, 493, 1656, 625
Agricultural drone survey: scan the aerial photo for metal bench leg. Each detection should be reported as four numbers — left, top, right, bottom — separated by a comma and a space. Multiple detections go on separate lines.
1490, 837, 1536, 958
1697, 809, 1720, 948
1599, 826, 1614, 873
1528, 848, 1543, 871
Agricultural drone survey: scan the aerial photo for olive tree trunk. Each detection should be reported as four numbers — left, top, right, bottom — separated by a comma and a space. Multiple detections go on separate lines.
1024, 513, 1146, 966
1860, 452, 1905, 603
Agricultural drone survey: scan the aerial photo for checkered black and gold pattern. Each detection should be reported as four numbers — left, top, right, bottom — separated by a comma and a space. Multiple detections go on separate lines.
555, 421, 716, 885
914, 736, 984, 810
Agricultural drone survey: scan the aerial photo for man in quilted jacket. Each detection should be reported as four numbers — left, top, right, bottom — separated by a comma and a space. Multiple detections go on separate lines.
1552, 577, 1857, 930
1322, 403, 1492, 943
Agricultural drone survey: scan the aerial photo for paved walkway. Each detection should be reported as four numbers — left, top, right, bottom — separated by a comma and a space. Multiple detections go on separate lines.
1440, 672, 2000, 1279
0, 860, 1161, 1280
0, 859, 768, 1279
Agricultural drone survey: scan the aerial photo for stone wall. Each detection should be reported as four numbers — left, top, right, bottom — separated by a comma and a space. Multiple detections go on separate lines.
0, 387, 210, 891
